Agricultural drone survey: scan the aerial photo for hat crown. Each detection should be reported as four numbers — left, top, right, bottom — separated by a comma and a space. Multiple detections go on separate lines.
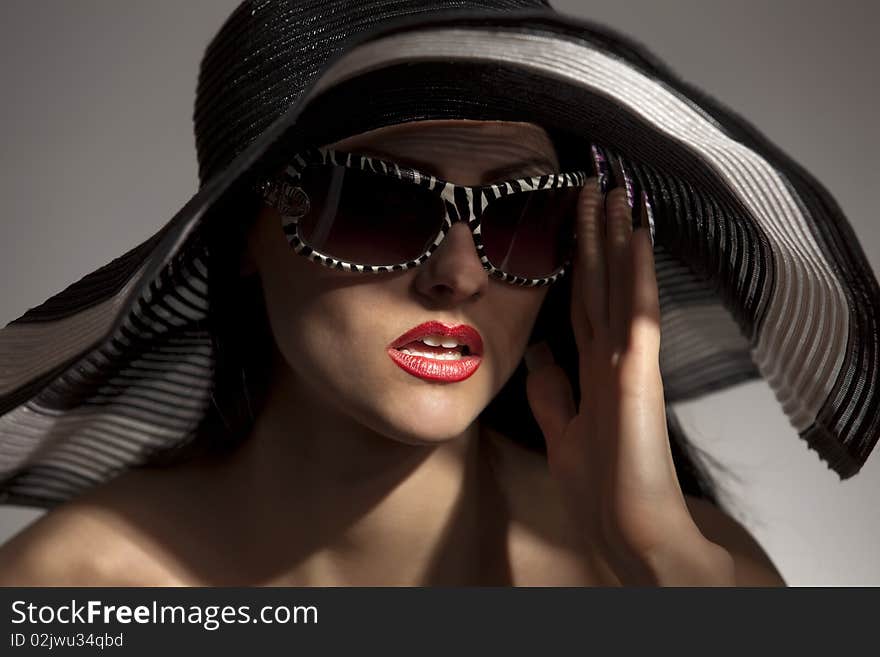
193, 0, 553, 186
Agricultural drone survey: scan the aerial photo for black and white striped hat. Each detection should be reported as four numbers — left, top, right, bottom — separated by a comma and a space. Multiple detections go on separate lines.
2, 0, 878, 508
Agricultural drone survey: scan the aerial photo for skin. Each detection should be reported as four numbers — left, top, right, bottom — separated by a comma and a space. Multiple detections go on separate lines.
526, 170, 736, 585
205, 119, 561, 582
0, 119, 786, 586
245, 119, 556, 450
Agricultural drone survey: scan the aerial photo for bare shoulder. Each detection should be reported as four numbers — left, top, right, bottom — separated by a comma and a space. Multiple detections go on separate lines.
0, 472, 187, 586
683, 494, 787, 586
0, 503, 142, 586
482, 427, 786, 587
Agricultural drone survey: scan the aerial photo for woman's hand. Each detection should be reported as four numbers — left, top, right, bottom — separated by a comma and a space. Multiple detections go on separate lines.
524, 178, 736, 586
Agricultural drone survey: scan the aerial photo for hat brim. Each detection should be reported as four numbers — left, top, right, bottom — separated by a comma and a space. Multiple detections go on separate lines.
1, 8, 877, 507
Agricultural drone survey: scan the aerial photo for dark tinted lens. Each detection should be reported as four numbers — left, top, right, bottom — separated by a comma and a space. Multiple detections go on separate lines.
296, 163, 446, 266
479, 186, 579, 279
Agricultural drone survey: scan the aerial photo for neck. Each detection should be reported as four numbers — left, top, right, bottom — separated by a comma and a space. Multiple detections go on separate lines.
197, 357, 507, 585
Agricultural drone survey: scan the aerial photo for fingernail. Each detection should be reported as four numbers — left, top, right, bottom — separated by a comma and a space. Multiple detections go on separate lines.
629, 173, 644, 232
524, 341, 554, 373
640, 190, 655, 247
590, 143, 610, 194
609, 155, 634, 210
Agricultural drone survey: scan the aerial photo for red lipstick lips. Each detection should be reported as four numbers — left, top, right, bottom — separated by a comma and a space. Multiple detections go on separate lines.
387, 321, 483, 382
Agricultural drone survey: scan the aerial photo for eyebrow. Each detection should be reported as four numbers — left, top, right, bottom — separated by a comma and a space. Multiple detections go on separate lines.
350, 147, 559, 184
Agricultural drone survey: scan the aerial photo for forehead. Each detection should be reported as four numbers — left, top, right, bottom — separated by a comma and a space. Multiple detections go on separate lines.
326, 119, 556, 158
323, 119, 560, 179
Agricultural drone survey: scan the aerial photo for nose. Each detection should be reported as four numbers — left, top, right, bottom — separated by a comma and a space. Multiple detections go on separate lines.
413, 222, 489, 303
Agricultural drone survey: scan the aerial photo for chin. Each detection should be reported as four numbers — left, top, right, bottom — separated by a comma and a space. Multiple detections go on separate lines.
367, 392, 482, 446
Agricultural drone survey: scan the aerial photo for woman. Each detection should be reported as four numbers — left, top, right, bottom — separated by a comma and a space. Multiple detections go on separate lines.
0, 117, 783, 586
0, 3, 868, 585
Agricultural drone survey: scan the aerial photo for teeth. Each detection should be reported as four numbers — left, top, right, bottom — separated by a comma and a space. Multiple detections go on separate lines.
399, 348, 463, 360
421, 335, 463, 349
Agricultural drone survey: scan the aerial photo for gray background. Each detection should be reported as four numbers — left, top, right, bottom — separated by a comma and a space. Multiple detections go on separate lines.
1, 0, 877, 585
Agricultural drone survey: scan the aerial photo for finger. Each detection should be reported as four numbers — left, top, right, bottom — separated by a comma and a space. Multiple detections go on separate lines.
571, 250, 599, 419
604, 185, 634, 355
609, 189, 690, 543
626, 191, 661, 358
615, 227, 678, 502
575, 177, 608, 335
524, 342, 577, 452
615, 194, 663, 394
570, 237, 593, 347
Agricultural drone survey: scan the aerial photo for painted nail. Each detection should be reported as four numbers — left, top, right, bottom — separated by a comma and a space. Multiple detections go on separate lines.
640, 190, 655, 247
590, 143, 610, 194
629, 171, 644, 232
609, 155, 634, 210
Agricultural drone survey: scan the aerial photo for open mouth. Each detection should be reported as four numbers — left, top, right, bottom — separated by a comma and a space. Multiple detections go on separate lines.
387, 321, 483, 382
394, 341, 472, 360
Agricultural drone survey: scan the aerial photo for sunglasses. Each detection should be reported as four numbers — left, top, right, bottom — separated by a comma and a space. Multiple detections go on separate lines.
253, 147, 589, 287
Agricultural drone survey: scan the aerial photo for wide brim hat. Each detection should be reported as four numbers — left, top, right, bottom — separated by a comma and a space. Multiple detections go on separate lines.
1, 0, 878, 509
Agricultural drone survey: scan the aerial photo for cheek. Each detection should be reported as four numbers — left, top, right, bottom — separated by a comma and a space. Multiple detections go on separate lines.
486, 287, 548, 376
261, 266, 351, 374
252, 221, 349, 375
258, 255, 390, 404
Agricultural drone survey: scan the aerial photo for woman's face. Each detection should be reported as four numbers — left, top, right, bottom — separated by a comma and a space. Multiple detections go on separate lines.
244, 119, 560, 445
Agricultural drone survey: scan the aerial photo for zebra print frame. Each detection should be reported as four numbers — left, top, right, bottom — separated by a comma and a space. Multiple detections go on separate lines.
253, 147, 589, 287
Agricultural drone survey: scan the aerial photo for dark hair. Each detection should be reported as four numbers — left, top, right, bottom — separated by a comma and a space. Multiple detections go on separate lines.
184, 128, 736, 516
